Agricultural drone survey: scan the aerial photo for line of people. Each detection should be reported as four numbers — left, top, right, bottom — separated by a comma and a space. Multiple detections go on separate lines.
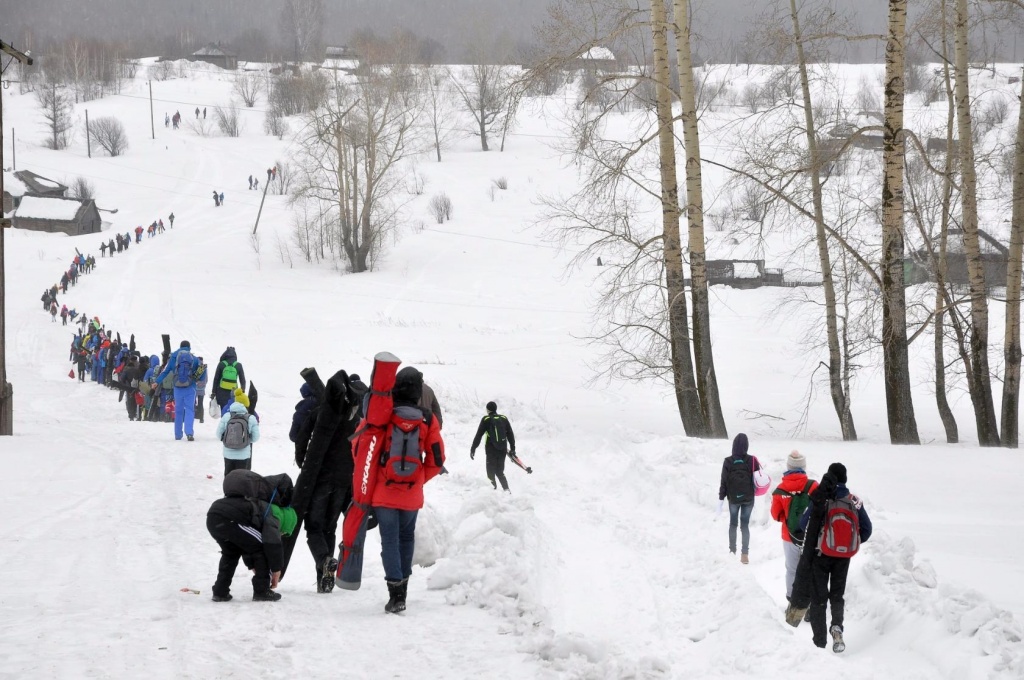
43, 253, 96, 324
717, 434, 873, 654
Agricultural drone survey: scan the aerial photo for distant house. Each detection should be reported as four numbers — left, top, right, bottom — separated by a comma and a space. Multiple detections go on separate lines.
190, 44, 238, 70
15, 170, 68, 198
571, 47, 618, 72
2, 171, 29, 213
905, 227, 1009, 288
321, 46, 361, 75
12, 196, 103, 236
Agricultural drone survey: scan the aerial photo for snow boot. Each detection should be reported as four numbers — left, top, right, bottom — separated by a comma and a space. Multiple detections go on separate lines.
385, 578, 407, 614
318, 557, 338, 593
830, 625, 845, 653
252, 590, 282, 602
740, 553, 749, 564
211, 594, 232, 602
785, 603, 808, 628
187, 435, 194, 441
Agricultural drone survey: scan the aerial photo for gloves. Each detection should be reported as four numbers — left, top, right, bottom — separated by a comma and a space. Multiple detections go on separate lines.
470, 449, 475, 460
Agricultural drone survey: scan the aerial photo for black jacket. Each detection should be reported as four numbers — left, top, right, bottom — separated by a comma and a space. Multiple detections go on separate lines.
207, 496, 285, 572
471, 412, 516, 456
212, 348, 246, 397
719, 453, 762, 503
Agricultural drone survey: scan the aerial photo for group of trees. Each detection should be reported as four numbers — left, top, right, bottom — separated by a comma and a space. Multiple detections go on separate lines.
532, 0, 1024, 447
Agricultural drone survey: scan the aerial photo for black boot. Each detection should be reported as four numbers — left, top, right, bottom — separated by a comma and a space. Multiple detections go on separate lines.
253, 590, 282, 602
318, 557, 338, 594
385, 579, 407, 614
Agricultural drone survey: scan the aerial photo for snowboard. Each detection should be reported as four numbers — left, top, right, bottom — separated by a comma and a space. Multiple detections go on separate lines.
337, 351, 401, 589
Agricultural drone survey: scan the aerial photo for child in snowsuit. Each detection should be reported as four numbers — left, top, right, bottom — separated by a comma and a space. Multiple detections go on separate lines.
217, 388, 260, 477
206, 471, 296, 602
470, 401, 516, 492
718, 433, 763, 564
194, 358, 209, 424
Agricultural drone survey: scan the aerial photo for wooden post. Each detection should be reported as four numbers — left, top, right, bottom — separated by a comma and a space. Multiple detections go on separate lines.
11, 127, 15, 171
85, 109, 91, 158
252, 170, 270, 234
149, 80, 155, 140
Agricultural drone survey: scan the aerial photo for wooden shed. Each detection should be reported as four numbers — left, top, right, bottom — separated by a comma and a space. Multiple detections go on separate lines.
12, 196, 103, 236
190, 44, 238, 71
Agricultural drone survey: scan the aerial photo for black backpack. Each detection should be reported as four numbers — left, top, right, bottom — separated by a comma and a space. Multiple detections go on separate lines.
725, 455, 755, 503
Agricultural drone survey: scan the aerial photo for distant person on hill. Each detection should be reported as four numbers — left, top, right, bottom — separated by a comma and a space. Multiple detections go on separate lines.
253, 177, 259, 191
213, 347, 246, 410
203, 107, 207, 119
165, 113, 170, 127
219, 192, 225, 205
60, 304, 69, 326
100, 241, 108, 258
217, 388, 260, 476
49, 300, 58, 323
771, 451, 818, 605
155, 340, 199, 441
718, 433, 763, 564
135, 226, 144, 243
168, 212, 175, 228
60, 272, 69, 294
213, 190, 220, 207
470, 401, 516, 492
248, 174, 253, 190
108, 239, 116, 256
195, 106, 200, 119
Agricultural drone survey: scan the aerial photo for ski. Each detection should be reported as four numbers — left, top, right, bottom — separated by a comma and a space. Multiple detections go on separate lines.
508, 452, 533, 474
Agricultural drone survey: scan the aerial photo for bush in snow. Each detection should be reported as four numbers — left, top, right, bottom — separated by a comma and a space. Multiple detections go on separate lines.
233, 72, 265, 108
70, 176, 95, 200
492, 176, 508, 190
264, 107, 288, 139
89, 116, 129, 156
428, 193, 452, 223
214, 104, 242, 137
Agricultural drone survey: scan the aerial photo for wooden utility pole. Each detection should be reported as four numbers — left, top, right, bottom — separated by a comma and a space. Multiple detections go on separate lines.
0, 40, 33, 435
85, 109, 91, 158
252, 173, 270, 235
11, 127, 14, 170
149, 80, 155, 140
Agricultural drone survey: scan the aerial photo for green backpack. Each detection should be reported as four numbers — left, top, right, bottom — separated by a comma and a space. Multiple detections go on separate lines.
773, 480, 814, 545
220, 361, 239, 389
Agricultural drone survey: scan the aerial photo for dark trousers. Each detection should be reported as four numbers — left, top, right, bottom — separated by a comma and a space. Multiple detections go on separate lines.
375, 507, 418, 581
486, 451, 509, 491
207, 514, 270, 596
196, 394, 205, 423
224, 457, 252, 477
809, 555, 851, 647
77, 365, 85, 382
305, 480, 351, 572
125, 392, 138, 420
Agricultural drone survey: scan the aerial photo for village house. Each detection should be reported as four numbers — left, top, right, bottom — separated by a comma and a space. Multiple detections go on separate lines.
12, 196, 103, 236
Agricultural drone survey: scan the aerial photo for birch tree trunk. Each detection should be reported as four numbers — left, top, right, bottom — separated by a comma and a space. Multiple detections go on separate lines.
880, 0, 921, 444
651, 0, 705, 436
671, 0, 727, 438
788, 0, 857, 440
1000, 69, 1024, 447
954, 0, 1000, 445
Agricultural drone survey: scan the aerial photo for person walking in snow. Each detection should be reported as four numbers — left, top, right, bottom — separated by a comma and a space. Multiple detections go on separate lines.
194, 356, 209, 424
158, 219, 165, 233
213, 190, 220, 207
253, 177, 259, 191
718, 433, 763, 564
248, 174, 253, 190
217, 388, 260, 476
60, 272, 69, 294
165, 113, 170, 127
195, 106, 200, 119
49, 300, 58, 323
219, 192, 225, 205
207, 471, 295, 602
788, 463, 872, 654
771, 451, 818, 605
368, 367, 445, 613
470, 401, 516, 492
169, 212, 175, 228
203, 107, 207, 119
108, 239, 116, 257
135, 226, 144, 243
154, 340, 199, 441
100, 241, 108, 258
60, 304, 69, 326
213, 347, 246, 410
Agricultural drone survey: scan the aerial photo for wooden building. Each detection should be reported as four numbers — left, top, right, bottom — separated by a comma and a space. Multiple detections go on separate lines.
12, 196, 103, 236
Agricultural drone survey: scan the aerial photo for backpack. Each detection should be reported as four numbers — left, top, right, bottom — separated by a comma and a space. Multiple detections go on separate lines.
380, 405, 428, 487
817, 497, 861, 558
222, 411, 252, 450
174, 350, 195, 388
221, 361, 239, 386
725, 455, 755, 503
486, 414, 508, 453
773, 480, 814, 545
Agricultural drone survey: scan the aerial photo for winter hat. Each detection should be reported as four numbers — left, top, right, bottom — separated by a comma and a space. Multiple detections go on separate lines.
486, 401, 497, 413
180, 340, 191, 349
786, 450, 806, 471
392, 366, 424, 405
731, 433, 749, 457
827, 462, 847, 485
233, 387, 250, 409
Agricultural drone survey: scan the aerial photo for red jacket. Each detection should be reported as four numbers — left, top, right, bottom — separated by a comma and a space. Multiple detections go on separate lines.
770, 471, 818, 543
369, 408, 445, 511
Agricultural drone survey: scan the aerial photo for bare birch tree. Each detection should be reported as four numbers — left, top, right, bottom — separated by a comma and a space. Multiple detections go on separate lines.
36, 81, 75, 150
449, 63, 512, 152
421, 67, 459, 162
281, 0, 324, 62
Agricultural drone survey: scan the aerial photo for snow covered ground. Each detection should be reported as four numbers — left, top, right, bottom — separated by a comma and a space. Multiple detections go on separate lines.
0, 63, 1022, 678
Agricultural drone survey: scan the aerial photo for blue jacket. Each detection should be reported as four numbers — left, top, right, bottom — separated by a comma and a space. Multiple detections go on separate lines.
800, 484, 872, 543
216, 401, 260, 460
156, 347, 196, 389
143, 355, 160, 383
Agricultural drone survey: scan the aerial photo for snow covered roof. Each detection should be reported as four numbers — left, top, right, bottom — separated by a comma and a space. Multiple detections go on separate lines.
15, 170, 68, 195
321, 58, 360, 71
15, 196, 88, 221
581, 47, 616, 61
3, 172, 27, 197
733, 262, 761, 279
193, 45, 235, 58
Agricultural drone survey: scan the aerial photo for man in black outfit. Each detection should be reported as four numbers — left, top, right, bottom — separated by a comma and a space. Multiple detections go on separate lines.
470, 401, 516, 492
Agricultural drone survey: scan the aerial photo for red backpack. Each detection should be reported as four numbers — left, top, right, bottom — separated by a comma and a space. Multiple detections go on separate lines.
817, 497, 861, 558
